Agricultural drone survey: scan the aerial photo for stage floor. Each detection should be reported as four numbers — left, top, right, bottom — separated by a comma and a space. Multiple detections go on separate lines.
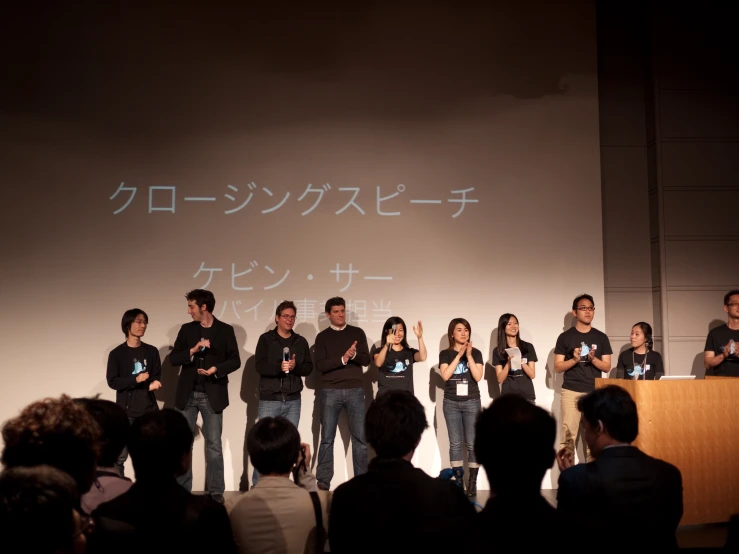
217, 489, 728, 548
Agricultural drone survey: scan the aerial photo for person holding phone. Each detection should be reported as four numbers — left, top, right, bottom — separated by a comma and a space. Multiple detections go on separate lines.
493, 313, 538, 402
373, 317, 427, 395
439, 318, 484, 497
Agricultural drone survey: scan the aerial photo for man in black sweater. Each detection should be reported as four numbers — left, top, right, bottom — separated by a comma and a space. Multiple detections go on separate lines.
251, 300, 313, 486
106, 308, 162, 475
170, 289, 241, 504
329, 390, 475, 554
314, 296, 370, 490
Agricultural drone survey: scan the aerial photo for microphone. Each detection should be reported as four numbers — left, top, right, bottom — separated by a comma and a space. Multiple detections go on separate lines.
391, 324, 397, 334
283, 347, 290, 362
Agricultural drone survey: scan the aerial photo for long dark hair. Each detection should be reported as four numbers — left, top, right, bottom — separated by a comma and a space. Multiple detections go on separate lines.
632, 322, 653, 350
497, 313, 521, 357
379, 317, 411, 350
447, 318, 471, 351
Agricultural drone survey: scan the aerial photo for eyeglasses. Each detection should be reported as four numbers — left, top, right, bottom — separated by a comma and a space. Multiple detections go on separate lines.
280, 315, 297, 321
727, 303, 739, 307
577, 306, 595, 312
133, 319, 148, 325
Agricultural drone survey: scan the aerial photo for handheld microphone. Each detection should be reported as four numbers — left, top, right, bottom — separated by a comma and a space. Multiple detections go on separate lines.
283, 347, 290, 362
391, 324, 397, 334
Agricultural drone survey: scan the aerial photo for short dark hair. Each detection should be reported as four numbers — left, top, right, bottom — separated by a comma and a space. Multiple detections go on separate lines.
475, 395, 556, 495
121, 308, 148, 337
632, 321, 653, 350
572, 294, 595, 311
129, 409, 193, 480
276, 300, 297, 317
1, 395, 101, 496
324, 297, 345, 314
247, 417, 301, 475
186, 289, 216, 313
74, 397, 130, 468
365, 390, 428, 458
577, 385, 638, 443
724, 290, 739, 306
0, 465, 79, 553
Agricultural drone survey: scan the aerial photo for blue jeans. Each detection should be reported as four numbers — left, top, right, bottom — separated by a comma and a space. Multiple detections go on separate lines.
443, 397, 481, 465
252, 398, 302, 485
316, 388, 368, 489
176, 391, 224, 496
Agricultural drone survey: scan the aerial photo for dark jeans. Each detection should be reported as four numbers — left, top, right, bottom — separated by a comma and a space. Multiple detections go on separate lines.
114, 417, 137, 476
176, 391, 225, 496
252, 398, 302, 485
443, 397, 481, 464
316, 388, 367, 489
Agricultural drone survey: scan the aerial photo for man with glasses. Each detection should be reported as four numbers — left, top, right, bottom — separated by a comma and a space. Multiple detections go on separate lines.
553, 294, 612, 464
106, 308, 162, 476
250, 300, 313, 486
704, 289, 739, 377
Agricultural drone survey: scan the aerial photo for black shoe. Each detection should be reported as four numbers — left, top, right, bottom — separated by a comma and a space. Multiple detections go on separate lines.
467, 467, 479, 497
211, 494, 225, 504
452, 467, 466, 494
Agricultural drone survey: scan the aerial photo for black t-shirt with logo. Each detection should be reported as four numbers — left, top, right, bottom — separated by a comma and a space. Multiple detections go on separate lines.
554, 327, 613, 393
704, 324, 739, 377
492, 340, 538, 400
616, 348, 664, 380
378, 346, 419, 394
439, 348, 484, 402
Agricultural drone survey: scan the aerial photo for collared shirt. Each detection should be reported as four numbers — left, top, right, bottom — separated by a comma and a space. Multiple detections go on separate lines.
229, 474, 331, 554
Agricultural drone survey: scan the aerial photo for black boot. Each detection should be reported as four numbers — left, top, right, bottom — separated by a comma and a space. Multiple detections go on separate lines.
452, 467, 466, 494
467, 467, 479, 497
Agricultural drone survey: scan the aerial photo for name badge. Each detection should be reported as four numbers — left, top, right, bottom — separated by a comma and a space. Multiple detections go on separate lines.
456, 382, 469, 396
646, 365, 651, 370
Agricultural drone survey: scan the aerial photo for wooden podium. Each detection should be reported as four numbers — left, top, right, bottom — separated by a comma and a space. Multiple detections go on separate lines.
595, 378, 739, 524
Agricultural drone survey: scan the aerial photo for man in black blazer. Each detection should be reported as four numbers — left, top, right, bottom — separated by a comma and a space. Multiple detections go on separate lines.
556, 385, 683, 551
170, 289, 241, 503
329, 390, 475, 554
89, 409, 236, 554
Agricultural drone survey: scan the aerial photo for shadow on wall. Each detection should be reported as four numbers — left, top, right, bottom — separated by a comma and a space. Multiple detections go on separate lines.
546, 311, 575, 488
235, 323, 257, 492
431, 334, 451, 472
691, 319, 725, 378
485, 326, 501, 402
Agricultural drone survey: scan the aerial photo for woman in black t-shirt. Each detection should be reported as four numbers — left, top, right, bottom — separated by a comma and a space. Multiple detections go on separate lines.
439, 317, 484, 497
493, 313, 538, 402
616, 322, 664, 380
373, 316, 427, 395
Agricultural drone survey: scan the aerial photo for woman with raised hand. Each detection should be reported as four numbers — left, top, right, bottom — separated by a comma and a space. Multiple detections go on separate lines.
373, 317, 427, 395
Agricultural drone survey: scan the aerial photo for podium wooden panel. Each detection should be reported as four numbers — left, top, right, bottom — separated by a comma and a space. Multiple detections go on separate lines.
595, 378, 739, 525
